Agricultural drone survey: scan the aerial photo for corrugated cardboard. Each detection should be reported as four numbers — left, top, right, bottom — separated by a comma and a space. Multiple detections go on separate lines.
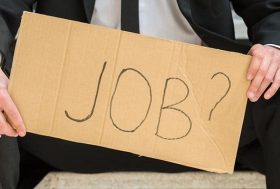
8, 12, 251, 173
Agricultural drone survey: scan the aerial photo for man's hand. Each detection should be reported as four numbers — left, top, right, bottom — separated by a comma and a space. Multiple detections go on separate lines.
0, 69, 26, 137
247, 44, 280, 102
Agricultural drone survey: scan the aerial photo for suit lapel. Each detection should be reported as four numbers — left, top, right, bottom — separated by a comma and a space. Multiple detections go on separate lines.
83, 0, 96, 22
176, 0, 250, 53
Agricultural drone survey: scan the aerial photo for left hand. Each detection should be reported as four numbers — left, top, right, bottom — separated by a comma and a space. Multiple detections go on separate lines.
247, 44, 280, 102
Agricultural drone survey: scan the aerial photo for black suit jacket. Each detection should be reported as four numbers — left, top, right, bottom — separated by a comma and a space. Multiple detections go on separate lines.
0, 0, 280, 75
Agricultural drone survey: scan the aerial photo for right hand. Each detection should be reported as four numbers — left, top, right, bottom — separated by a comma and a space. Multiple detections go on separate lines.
0, 69, 26, 137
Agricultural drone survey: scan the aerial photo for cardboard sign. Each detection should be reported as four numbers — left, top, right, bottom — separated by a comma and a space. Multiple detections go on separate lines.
9, 12, 251, 173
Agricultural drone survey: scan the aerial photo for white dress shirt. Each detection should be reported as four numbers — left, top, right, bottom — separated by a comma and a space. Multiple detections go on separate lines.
90, 0, 202, 45
90, 0, 280, 50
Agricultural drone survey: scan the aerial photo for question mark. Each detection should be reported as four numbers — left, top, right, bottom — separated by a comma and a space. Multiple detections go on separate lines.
208, 72, 231, 121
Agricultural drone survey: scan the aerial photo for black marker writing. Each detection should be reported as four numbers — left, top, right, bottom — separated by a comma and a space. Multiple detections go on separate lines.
65, 61, 107, 122
208, 72, 231, 121
110, 68, 152, 132
155, 78, 192, 140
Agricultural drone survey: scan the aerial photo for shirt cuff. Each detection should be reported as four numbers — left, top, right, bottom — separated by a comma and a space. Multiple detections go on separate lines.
265, 44, 280, 50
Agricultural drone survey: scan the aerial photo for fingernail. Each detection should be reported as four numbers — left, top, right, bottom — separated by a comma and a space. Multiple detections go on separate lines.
265, 93, 271, 99
251, 97, 258, 102
19, 131, 26, 137
247, 91, 255, 99
247, 74, 253, 80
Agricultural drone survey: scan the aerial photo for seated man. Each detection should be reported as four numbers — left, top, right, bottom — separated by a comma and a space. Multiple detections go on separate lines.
1, 0, 280, 189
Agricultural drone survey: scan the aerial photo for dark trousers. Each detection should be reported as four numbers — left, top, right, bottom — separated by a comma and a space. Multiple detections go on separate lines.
1, 91, 280, 189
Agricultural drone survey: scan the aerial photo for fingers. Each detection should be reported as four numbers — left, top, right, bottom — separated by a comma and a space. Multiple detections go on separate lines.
255, 58, 279, 100
249, 55, 273, 101
253, 78, 271, 101
0, 89, 26, 137
0, 111, 18, 137
265, 69, 280, 99
247, 48, 263, 80
247, 47, 271, 101
247, 44, 280, 102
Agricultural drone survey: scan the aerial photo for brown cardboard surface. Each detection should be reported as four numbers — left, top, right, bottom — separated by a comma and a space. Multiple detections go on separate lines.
8, 12, 251, 173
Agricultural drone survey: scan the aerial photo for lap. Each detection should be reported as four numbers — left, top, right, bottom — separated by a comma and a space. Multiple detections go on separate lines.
1, 89, 280, 188
17, 90, 280, 173
18, 133, 195, 173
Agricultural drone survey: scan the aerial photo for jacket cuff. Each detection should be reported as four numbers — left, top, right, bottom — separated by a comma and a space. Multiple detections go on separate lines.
0, 50, 9, 77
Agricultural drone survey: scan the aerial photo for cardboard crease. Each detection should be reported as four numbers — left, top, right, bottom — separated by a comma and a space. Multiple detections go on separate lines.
50, 21, 72, 136
98, 31, 122, 146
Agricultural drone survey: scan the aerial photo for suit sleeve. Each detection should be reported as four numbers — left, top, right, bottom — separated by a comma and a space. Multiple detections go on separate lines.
231, 0, 280, 46
0, 0, 36, 76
